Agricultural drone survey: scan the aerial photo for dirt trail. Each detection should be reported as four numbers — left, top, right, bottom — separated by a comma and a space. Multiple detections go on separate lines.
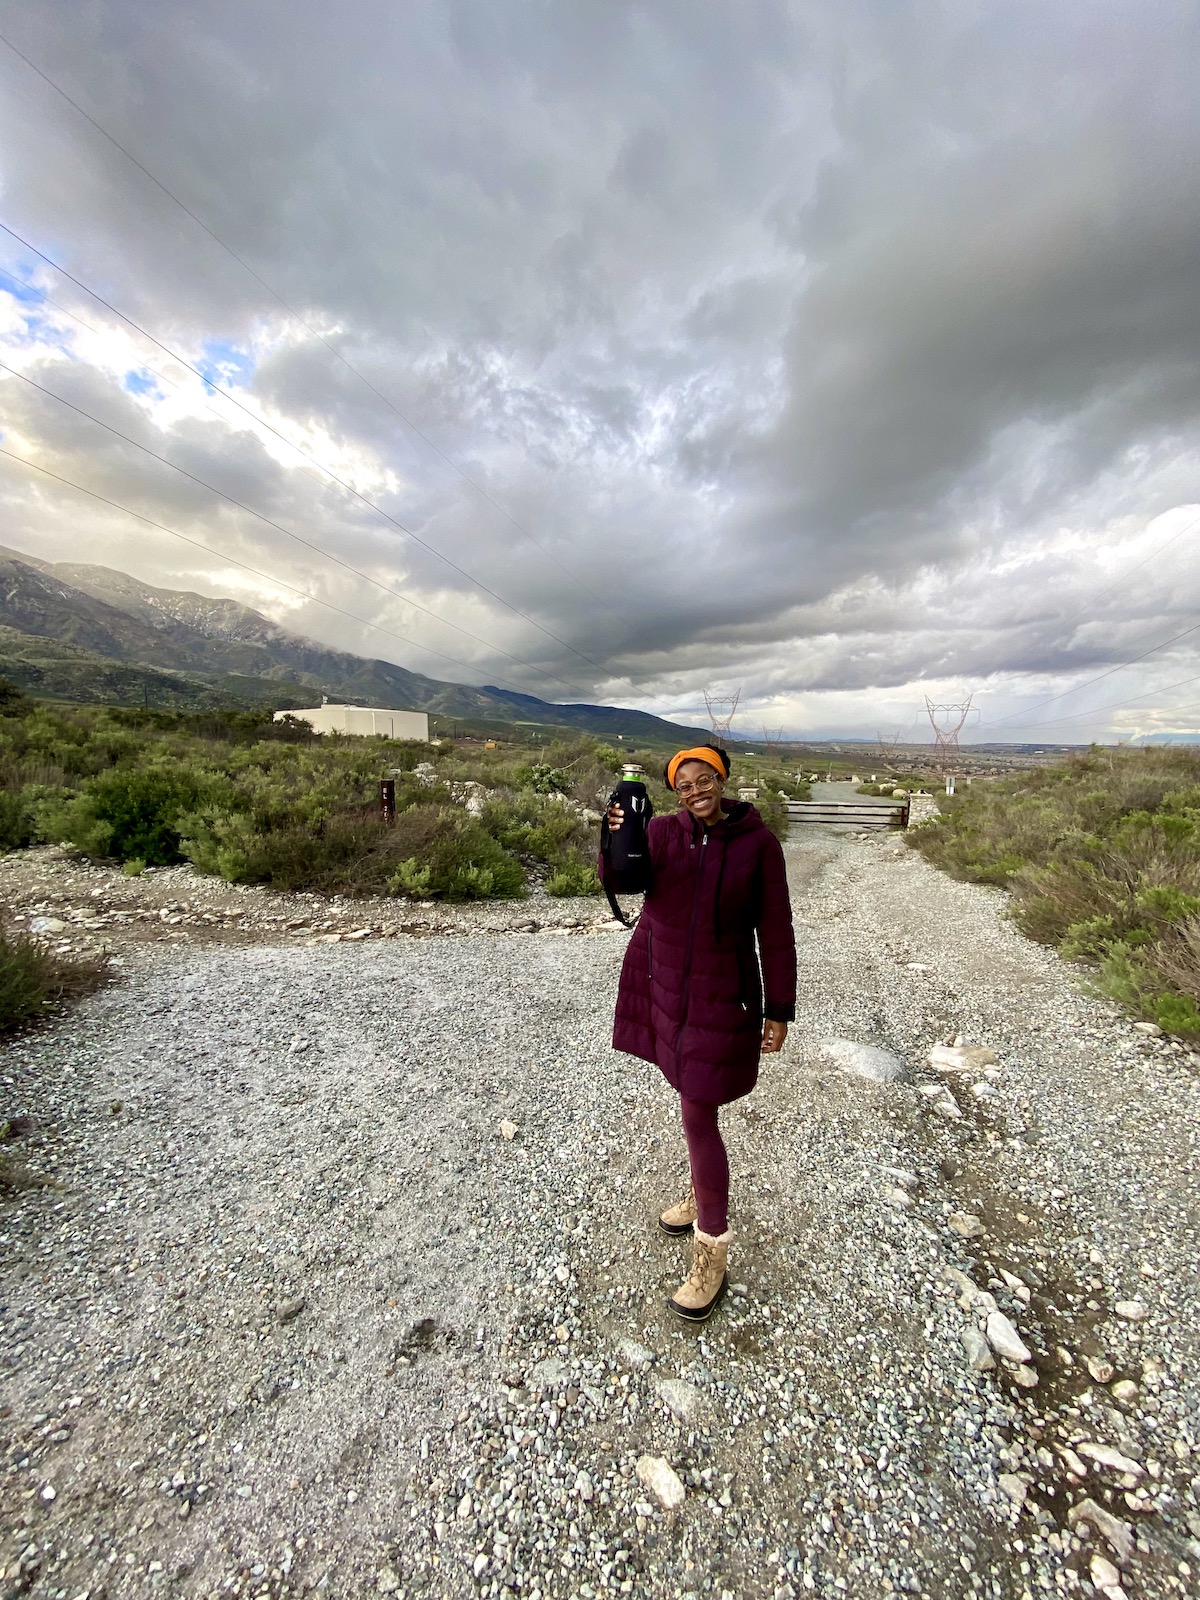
1, 829, 1198, 1600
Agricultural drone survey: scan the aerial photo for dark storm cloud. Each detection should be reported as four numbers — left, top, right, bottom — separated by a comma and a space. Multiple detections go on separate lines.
0, 0, 1198, 736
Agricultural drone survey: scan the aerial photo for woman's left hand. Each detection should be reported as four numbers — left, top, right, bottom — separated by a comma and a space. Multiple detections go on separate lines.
761, 1019, 787, 1054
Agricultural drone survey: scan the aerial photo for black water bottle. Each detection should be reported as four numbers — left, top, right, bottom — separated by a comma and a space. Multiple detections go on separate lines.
607, 762, 653, 874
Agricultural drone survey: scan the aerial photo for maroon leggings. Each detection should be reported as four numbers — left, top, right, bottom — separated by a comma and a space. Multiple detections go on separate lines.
681, 1098, 729, 1236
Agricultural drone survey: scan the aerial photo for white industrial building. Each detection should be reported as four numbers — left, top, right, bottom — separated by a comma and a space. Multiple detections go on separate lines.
274, 704, 430, 741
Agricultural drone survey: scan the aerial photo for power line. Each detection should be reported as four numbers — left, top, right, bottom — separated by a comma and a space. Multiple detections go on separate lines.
0, 28, 631, 632
0, 360, 591, 697
0, 218, 619, 683
1062, 511, 1200, 621
0, 443, 573, 700
976, 618, 1200, 732
971, 669, 1200, 736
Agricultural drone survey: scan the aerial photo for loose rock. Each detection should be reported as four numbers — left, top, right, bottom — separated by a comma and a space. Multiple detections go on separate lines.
1067, 1499, 1134, 1564
985, 1311, 1032, 1363
635, 1455, 687, 1511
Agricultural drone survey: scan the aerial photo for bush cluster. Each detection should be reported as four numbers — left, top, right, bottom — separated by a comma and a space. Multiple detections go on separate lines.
910, 747, 1200, 1036
0, 685, 616, 903
0, 684, 814, 906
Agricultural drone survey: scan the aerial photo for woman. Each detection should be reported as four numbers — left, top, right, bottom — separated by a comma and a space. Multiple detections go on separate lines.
600, 744, 796, 1321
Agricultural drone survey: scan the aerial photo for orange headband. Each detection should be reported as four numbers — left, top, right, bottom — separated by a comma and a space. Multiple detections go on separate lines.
666, 747, 728, 790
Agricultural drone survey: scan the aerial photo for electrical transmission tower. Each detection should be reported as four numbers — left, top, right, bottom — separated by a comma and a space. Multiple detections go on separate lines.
924, 695, 973, 772
703, 688, 741, 742
762, 726, 785, 756
876, 730, 903, 766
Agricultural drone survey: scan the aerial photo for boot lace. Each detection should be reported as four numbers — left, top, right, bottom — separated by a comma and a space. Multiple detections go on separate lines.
685, 1237, 716, 1290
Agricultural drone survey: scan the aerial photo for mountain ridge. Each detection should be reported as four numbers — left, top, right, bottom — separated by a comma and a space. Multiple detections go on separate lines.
0, 546, 709, 743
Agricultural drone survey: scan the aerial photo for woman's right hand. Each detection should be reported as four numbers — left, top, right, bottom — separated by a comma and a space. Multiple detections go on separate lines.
606, 802, 624, 830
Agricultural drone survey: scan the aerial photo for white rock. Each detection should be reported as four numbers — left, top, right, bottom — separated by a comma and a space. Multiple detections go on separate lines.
377, 1568, 401, 1594
998, 1472, 1027, 1507
1067, 1498, 1134, 1563
1057, 1445, 1088, 1478
456, 1494, 472, 1519
1111, 1379, 1139, 1405
932, 1096, 963, 1120
999, 1269, 1031, 1303
985, 1311, 1032, 1363
881, 1165, 920, 1189
1009, 1362, 1039, 1388
29, 916, 67, 935
819, 1036, 905, 1084
575, 1470, 595, 1502
529, 1357, 568, 1387
928, 1042, 999, 1073
962, 1326, 995, 1373
1114, 1300, 1148, 1321
1133, 1021, 1163, 1036
499, 1120, 519, 1141
1090, 1553, 1123, 1591
636, 1454, 686, 1510
1086, 1355, 1115, 1383
616, 1338, 654, 1369
948, 1211, 985, 1239
906, 962, 930, 972
943, 1266, 997, 1315
1076, 1441, 1143, 1477
655, 1378, 702, 1423
473, 1553, 490, 1579
883, 1186, 913, 1208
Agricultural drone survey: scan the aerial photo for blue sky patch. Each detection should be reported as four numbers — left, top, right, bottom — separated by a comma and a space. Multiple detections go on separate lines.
0, 266, 46, 306
197, 337, 256, 393
123, 368, 161, 397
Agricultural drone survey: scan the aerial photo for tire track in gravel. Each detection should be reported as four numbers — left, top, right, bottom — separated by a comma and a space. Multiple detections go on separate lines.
2, 830, 1199, 1600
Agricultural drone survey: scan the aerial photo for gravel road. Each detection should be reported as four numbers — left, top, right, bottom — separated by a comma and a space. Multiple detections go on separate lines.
2, 826, 1199, 1600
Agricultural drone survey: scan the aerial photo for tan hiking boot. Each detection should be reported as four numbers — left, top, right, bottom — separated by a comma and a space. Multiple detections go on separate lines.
658, 1181, 697, 1237
667, 1227, 732, 1321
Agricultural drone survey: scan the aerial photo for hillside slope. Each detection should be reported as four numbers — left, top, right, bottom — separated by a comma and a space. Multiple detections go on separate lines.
0, 547, 706, 742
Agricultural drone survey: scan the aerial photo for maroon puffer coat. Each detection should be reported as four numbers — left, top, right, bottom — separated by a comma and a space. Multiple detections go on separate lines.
600, 802, 796, 1105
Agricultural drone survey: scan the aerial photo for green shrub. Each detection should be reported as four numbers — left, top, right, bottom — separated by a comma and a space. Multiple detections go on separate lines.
0, 923, 107, 1036
0, 790, 34, 852
513, 762, 571, 795
43, 765, 212, 864
545, 859, 601, 897
911, 746, 1200, 1035
481, 792, 593, 865
756, 793, 790, 843
385, 807, 526, 900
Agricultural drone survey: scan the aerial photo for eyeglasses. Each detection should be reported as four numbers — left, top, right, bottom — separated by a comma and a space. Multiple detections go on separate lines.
675, 775, 720, 798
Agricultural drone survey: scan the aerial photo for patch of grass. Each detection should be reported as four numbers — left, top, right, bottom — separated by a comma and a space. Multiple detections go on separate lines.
0, 922, 109, 1037
910, 746, 1200, 1036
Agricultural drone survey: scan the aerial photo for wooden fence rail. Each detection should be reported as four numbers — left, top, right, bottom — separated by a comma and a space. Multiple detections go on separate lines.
785, 799, 910, 829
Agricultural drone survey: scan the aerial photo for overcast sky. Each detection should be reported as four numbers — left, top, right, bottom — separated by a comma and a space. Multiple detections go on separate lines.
1, 0, 1198, 744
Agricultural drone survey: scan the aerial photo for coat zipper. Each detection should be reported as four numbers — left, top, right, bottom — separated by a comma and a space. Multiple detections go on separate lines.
674, 830, 708, 1077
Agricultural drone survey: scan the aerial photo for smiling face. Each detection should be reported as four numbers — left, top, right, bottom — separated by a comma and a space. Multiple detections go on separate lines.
673, 759, 726, 825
